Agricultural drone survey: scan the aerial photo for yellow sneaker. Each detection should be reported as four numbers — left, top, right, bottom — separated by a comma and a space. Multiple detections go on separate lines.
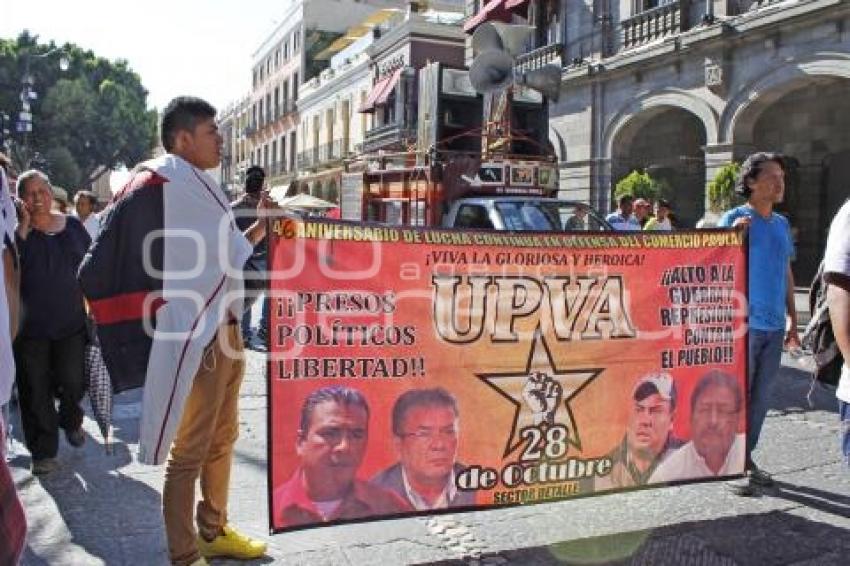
197, 525, 267, 559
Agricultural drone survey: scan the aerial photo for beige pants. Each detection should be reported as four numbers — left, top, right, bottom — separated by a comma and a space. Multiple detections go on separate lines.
162, 323, 245, 566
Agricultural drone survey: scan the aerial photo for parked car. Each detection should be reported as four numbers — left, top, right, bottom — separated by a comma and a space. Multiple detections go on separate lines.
443, 197, 613, 231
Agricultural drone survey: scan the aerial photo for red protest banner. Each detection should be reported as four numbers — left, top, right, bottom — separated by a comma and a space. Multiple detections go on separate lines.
267, 219, 747, 533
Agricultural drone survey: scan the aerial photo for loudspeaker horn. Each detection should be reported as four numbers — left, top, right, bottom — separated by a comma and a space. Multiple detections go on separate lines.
517, 64, 562, 101
469, 50, 515, 94
472, 22, 535, 57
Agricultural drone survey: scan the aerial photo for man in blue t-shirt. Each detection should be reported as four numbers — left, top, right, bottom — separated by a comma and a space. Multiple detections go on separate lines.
606, 194, 641, 231
718, 152, 799, 495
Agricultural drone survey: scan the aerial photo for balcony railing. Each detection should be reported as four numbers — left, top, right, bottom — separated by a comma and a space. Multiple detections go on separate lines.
318, 141, 351, 164
621, 1, 684, 50
268, 160, 289, 176
317, 142, 332, 163
296, 140, 353, 170
297, 150, 314, 170
333, 139, 353, 159
516, 43, 564, 72
363, 122, 416, 153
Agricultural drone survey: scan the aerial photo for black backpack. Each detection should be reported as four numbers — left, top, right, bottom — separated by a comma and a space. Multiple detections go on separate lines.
801, 261, 843, 389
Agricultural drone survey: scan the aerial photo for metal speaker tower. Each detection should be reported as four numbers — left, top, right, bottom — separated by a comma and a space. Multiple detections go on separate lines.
468, 22, 561, 102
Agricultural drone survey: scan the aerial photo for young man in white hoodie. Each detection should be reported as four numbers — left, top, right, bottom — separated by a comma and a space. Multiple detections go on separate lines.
80, 97, 270, 566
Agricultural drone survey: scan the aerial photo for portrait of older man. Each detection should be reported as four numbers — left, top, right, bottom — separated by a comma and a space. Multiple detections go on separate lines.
592, 372, 683, 491
371, 387, 475, 510
651, 370, 746, 482
274, 386, 411, 528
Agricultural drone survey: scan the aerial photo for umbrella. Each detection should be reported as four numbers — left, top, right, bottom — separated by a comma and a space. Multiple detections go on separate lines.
273, 193, 338, 210
85, 336, 113, 454
267, 185, 292, 203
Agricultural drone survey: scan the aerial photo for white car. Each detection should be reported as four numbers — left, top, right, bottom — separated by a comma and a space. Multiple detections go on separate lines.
443, 197, 613, 231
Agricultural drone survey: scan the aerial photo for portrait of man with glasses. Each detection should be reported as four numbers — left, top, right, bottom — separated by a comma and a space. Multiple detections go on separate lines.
650, 370, 746, 483
371, 387, 476, 510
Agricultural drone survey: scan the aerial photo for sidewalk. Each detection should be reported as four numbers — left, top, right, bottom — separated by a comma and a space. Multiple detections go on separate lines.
10, 350, 849, 565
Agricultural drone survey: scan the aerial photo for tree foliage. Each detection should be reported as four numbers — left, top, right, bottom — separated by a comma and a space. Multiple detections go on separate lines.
0, 31, 157, 191
707, 162, 742, 212
614, 170, 669, 201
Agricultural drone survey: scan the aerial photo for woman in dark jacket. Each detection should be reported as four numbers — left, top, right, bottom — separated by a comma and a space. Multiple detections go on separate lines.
14, 170, 91, 475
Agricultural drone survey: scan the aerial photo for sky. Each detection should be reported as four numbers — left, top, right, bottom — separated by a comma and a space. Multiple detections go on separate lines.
0, 0, 294, 111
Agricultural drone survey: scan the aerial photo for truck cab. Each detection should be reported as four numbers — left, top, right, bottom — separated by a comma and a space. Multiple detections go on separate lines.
443, 197, 613, 231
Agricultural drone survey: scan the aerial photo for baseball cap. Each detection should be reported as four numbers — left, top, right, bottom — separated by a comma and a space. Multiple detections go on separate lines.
633, 372, 676, 405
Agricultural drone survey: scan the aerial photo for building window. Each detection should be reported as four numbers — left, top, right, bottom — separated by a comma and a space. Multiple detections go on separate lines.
361, 91, 367, 137
326, 107, 335, 149
293, 27, 300, 52
284, 39, 289, 61
280, 136, 287, 171
272, 140, 277, 169
290, 131, 297, 171
341, 99, 350, 153
293, 72, 299, 100
381, 89, 397, 126
258, 100, 264, 127
635, 0, 661, 13
274, 87, 280, 118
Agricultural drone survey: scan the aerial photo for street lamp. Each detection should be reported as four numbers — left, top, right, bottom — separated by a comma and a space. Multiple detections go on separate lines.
0, 112, 10, 152
2, 46, 70, 171
17, 47, 70, 135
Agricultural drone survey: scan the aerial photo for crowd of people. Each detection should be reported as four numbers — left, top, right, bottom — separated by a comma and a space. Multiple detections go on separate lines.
605, 195, 675, 231
0, 95, 849, 566
1, 97, 270, 566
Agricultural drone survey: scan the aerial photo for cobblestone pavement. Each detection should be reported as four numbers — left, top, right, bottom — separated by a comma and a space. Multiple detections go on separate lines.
9, 349, 849, 565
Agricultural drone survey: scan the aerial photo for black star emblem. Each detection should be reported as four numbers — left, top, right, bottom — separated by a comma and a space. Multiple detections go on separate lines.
477, 331, 602, 458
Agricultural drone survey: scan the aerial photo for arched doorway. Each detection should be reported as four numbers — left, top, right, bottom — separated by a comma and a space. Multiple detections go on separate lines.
611, 107, 707, 228
735, 78, 850, 283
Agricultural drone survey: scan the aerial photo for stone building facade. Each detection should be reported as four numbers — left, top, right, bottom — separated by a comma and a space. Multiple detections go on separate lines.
295, 2, 466, 200
362, 6, 466, 154
466, 0, 850, 282
245, 0, 405, 191
217, 95, 251, 196
296, 45, 374, 201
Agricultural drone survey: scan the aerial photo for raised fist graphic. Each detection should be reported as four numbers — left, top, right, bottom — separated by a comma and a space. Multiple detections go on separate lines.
522, 371, 563, 426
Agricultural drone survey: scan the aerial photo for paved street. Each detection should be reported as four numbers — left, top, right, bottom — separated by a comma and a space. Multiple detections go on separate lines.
8, 345, 849, 565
